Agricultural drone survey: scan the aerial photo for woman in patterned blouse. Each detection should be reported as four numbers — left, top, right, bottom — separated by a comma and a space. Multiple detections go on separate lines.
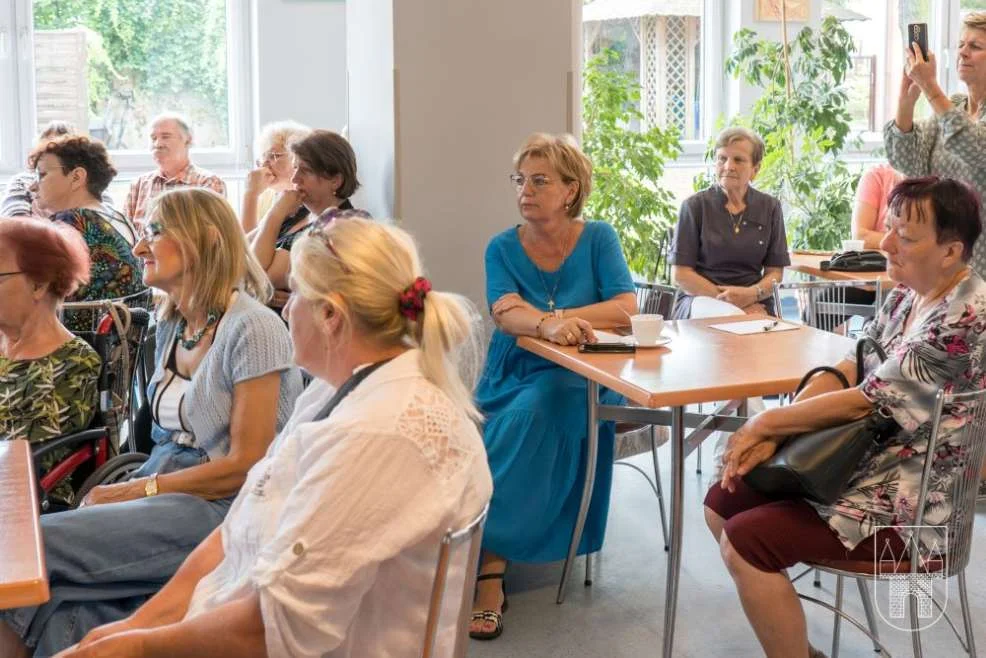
0, 217, 99, 503
29, 135, 145, 330
705, 177, 986, 658
885, 11, 986, 277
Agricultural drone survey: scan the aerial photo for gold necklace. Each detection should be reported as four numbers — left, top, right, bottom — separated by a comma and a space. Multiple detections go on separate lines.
531, 224, 577, 311
728, 210, 745, 235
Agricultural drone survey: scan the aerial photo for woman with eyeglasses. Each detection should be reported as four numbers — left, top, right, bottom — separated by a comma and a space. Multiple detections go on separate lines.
51, 215, 492, 658
28, 134, 145, 331
249, 129, 361, 309
0, 218, 99, 505
0, 188, 303, 658
470, 133, 637, 640
239, 121, 311, 234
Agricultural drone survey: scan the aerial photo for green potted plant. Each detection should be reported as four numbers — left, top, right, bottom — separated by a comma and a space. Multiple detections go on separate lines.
583, 49, 682, 281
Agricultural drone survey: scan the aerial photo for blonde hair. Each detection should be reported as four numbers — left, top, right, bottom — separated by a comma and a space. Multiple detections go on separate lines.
291, 218, 483, 421
256, 120, 311, 159
512, 133, 593, 218
963, 11, 986, 32
150, 188, 272, 321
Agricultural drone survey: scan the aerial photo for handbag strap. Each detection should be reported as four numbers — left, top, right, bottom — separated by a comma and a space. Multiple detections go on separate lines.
796, 366, 849, 395
309, 358, 394, 423
855, 335, 887, 383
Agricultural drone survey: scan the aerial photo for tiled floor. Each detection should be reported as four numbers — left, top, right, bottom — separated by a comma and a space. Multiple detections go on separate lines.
470, 447, 986, 658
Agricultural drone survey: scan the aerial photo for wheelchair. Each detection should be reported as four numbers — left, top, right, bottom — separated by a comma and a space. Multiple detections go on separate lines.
31, 294, 154, 512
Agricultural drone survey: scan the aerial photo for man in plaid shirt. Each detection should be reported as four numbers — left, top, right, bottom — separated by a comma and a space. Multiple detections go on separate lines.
124, 113, 226, 224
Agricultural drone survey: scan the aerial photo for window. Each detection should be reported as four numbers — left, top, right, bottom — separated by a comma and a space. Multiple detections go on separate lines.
582, 0, 711, 142
0, 0, 252, 174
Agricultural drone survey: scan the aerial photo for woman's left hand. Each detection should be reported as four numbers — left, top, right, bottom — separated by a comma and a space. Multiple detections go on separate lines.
79, 480, 145, 508
53, 631, 147, 658
720, 420, 779, 492
716, 285, 758, 309
904, 42, 938, 93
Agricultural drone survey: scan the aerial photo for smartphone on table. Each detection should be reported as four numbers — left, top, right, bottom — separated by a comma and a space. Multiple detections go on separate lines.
578, 342, 636, 354
907, 23, 928, 60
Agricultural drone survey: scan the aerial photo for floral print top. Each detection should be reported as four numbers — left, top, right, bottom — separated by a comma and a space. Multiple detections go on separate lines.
52, 207, 146, 332
813, 273, 986, 552
0, 337, 101, 502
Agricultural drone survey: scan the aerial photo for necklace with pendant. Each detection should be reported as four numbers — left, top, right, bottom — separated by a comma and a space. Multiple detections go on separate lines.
728, 210, 745, 235
533, 224, 577, 311
177, 310, 220, 349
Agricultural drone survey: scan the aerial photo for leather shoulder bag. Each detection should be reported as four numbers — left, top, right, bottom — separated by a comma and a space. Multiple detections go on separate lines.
742, 337, 900, 505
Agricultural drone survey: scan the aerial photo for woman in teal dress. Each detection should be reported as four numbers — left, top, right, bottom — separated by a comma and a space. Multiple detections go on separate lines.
470, 134, 636, 640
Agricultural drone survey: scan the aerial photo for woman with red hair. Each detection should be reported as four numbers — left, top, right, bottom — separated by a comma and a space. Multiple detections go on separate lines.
0, 217, 100, 501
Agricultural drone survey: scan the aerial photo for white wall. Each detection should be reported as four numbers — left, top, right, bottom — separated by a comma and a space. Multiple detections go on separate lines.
254, 0, 348, 138
347, 0, 581, 309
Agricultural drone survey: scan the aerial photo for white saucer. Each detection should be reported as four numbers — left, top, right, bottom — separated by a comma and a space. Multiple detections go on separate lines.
625, 335, 671, 348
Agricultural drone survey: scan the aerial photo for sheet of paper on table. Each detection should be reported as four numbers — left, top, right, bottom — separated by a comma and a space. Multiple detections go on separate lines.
593, 329, 628, 343
709, 319, 800, 335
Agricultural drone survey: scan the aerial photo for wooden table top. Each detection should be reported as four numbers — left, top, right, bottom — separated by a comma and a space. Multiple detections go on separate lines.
787, 251, 891, 283
517, 316, 855, 408
0, 440, 49, 609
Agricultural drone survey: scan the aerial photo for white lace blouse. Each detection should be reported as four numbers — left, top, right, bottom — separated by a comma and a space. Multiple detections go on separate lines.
183, 350, 493, 657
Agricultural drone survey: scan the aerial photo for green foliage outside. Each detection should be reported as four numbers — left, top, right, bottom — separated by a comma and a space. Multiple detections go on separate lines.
699, 17, 865, 250
582, 49, 682, 281
33, 0, 227, 141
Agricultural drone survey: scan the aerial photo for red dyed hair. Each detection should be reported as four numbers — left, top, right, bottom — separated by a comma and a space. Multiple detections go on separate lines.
0, 217, 90, 299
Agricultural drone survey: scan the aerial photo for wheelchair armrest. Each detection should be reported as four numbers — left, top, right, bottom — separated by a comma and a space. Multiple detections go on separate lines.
31, 429, 109, 463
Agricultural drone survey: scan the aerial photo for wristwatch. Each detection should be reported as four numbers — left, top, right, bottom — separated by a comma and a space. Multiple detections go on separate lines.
144, 474, 159, 497
754, 284, 765, 301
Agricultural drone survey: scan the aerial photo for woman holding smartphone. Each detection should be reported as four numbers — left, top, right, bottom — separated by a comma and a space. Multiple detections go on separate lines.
885, 12, 986, 278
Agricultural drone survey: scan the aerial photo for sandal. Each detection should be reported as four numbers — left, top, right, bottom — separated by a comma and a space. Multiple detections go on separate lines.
469, 572, 508, 640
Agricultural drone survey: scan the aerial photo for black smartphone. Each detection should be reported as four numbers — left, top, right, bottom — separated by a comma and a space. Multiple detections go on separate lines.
578, 342, 636, 354
907, 23, 929, 60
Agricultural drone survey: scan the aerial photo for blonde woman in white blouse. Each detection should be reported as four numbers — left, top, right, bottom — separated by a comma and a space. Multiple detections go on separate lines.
57, 216, 494, 658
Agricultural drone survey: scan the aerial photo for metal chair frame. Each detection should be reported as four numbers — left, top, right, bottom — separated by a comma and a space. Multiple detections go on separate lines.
772, 279, 884, 336
421, 503, 489, 658
799, 387, 986, 657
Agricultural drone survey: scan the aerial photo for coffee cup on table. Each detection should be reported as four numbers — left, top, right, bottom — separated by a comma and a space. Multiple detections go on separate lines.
630, 314, 664, 346
841, 239, 864, 252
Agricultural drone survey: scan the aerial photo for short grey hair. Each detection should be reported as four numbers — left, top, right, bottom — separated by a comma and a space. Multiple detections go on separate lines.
256, 120, 311, 158
151, 112, 193, 143
714, 127, 766, 167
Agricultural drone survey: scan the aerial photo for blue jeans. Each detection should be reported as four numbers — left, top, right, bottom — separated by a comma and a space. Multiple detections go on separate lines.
0, 493, 231, 657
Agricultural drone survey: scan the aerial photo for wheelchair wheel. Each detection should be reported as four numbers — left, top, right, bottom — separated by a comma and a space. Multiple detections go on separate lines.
74, 453, 150, 506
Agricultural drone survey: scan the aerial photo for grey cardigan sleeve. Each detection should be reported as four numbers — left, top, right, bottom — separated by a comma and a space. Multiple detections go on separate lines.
884, 117, 936, 177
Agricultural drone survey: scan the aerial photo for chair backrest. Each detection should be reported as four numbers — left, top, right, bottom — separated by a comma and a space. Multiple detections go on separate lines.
634, 281, 677, 318
772, 279, 884, 334
912, 387, 986, 576
421, 503, 489, 658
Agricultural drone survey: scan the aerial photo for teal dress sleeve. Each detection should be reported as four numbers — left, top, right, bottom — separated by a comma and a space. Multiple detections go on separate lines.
590, 221, 635, 299
485, 229, 520, 311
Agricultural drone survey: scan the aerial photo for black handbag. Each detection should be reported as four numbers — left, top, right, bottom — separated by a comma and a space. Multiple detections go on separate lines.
742, 337, 900, 504
821, 250, 888, 272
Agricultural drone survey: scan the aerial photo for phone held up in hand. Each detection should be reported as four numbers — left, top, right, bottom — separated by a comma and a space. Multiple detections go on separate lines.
578, 342, 636, 354
908, 22, 929, 60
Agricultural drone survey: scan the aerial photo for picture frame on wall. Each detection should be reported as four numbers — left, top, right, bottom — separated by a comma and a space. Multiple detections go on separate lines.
756, 0, 810, 22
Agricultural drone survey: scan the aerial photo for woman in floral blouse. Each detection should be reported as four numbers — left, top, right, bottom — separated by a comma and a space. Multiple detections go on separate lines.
704, 177, 986, 658
29, 134, 144, 331
0, 217, 100, 503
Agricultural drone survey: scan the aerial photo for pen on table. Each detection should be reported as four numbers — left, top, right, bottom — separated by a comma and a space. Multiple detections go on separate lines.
762, 320, 779, 332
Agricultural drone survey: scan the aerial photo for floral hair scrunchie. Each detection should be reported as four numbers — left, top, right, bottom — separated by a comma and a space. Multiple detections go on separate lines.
399, 276, 432, 322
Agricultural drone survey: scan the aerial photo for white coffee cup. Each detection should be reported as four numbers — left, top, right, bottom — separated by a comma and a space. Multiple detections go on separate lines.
841, 239, 864, 252
630, 314, 664, 346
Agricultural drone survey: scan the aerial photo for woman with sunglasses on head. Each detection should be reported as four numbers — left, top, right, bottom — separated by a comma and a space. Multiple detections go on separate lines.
53, 215, 492, 658
0, 188, 303, 658
249, 129, 361, 309
470, 133, 637, 640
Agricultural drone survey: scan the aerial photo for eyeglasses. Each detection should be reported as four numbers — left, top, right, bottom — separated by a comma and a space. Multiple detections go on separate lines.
509, 173, 552, 190
140, 221, 165, 244
262, 150, 289, 163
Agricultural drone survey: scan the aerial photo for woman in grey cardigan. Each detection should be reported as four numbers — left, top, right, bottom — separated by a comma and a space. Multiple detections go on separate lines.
0, 188, 303, 658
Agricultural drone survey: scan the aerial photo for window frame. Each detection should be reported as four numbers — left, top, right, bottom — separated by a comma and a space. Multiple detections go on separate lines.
0, 0, 254, 177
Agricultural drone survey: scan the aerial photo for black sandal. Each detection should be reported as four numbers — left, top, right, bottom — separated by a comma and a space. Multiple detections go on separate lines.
469, 573, 508, 640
